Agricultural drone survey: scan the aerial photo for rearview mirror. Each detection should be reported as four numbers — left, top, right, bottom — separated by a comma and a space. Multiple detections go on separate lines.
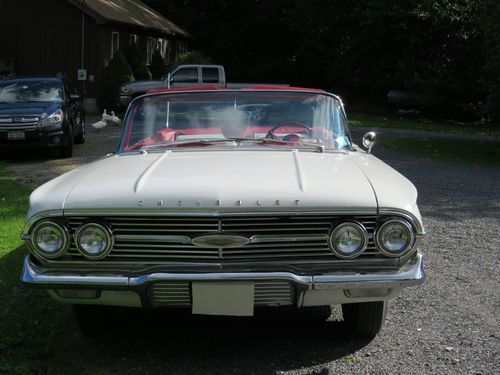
362, 132, 376, 153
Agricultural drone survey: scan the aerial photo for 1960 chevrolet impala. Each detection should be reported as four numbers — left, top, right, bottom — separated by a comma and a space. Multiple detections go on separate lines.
21, 86, 425, 336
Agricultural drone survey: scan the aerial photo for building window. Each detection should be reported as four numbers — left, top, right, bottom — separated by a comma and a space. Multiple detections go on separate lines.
146, 37, 155, 64
130, 34, 137, 45
158, 39, 163, 55
111, 32, 120, 57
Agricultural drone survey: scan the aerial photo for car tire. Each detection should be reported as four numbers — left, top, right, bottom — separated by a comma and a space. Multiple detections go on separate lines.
59, 128, 73, 158
72, 305, 115, 336
342, 301, 387, 336
74, 117, 86, 145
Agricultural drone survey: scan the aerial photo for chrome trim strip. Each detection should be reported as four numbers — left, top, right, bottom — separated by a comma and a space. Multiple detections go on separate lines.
115, 234, 192, 244
313, 253, 425, 289
22, 209, 379, 236
249, 234, 327, 243
378, 207, 425, 235
0, 125, 37, 130
62, 209, 378, 216
22, 210, 64, 237
0, 117, 39, 123
21, 253, 425, 289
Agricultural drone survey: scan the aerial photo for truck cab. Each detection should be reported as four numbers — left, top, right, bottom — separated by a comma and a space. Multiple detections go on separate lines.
119, 64, 226, 108
168, 64, 226, 88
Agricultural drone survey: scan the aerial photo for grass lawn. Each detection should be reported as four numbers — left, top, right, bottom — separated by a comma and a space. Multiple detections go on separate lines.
349, 112, 500, 137
380, 137, 500, 168
0, 165, 63, 374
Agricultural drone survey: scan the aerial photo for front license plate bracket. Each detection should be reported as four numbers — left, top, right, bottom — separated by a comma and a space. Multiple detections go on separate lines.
191, 281, 255, 316
7, 131, 25, 140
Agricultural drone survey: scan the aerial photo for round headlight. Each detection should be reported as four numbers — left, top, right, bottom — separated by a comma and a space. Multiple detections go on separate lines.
31, 221, 69, 259
376, 219, 415, 257
75, 223, 113, 260
329, 221, 368, 259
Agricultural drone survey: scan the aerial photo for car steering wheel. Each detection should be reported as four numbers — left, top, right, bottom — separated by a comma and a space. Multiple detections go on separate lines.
265, 122, 313, 140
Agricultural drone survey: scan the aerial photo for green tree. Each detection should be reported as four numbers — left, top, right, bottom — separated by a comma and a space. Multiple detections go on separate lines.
478, 0, 500, 122
125, 40, 152, 80
149, 49, 168, 79
97, 50, 134, 111
175, 50, 212, 65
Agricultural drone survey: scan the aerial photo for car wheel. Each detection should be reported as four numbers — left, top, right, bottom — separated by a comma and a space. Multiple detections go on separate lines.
342, 301, 387, 336
59, 128, 73, 158
72, 305, 116, 336
74, 116, 86, 144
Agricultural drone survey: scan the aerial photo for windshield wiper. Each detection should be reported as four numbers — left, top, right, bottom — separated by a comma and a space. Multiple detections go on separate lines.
140, 139, 239, 151
232, 138, 326, 153
139, 137, 328, 153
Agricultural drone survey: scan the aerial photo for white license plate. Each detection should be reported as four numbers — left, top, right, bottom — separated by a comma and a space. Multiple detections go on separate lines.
192, 282, 255, 316
7, 131, 25, 140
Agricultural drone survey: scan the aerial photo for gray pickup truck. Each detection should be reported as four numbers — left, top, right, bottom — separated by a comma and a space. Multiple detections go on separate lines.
119, 64, 286, 108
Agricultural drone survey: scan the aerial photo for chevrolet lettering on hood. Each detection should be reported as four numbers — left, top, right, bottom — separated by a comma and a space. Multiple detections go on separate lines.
20, 86, 425, 337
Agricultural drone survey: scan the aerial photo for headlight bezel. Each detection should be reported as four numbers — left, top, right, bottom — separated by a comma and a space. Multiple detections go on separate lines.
376, 218, 415, 257
30, 220, 70, 259
74, 222, 114, 260
329, 221, 369, 259
41, 109, 64, 126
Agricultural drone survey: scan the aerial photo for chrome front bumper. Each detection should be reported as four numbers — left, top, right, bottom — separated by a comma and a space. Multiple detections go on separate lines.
22, 253, 425, 290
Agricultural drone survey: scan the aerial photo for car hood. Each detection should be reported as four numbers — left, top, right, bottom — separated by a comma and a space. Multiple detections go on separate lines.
28, 150, 420, 223
0, 101, 61, 117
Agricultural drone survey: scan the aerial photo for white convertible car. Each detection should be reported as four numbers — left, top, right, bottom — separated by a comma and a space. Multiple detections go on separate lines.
21, 86, 425, 336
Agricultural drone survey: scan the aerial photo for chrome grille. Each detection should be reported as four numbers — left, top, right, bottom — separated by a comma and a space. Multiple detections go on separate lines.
150, 282, 191, 307
66, 215, 380, 263
150, 280, 295, 307
0, 116, 39, 130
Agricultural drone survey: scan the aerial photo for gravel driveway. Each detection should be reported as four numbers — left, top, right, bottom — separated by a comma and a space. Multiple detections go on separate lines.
2, 124, 499, 374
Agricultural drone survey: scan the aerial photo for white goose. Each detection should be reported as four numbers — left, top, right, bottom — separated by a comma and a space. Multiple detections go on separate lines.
91, 110, 109, 130
91, 118, 107, 130
101, 109, 114, 122
110, 111, 121, 125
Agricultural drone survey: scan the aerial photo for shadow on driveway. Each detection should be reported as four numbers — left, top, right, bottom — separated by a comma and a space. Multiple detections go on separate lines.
1, 244, 371, 374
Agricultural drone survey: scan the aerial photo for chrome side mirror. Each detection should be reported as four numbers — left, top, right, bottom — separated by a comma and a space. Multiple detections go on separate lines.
362, 132, 376, 153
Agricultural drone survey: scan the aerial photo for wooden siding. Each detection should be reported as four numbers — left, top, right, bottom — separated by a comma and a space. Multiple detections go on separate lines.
0, 0, 184, 97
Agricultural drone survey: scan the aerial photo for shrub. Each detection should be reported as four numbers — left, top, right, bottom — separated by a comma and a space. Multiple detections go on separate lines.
97, 50, 134, 111
125, 40, 152, 81
149, 49, 168, 80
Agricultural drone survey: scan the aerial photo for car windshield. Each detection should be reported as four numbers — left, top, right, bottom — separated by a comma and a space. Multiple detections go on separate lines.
120, 91, 351, 152
0, 80, 63, 103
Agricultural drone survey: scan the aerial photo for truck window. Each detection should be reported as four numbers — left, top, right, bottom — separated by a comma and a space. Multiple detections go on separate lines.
171, 68, 198, 83
202, 67, 220, 83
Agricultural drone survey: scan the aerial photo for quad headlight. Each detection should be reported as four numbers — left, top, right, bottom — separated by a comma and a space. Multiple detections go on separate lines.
376, 219, 415, 257
31, 221, 69, 259
329, 221, 368, 259
74, 223, 114, 260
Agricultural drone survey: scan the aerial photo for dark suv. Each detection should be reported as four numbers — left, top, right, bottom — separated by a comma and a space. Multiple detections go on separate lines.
0, 76, 85, 158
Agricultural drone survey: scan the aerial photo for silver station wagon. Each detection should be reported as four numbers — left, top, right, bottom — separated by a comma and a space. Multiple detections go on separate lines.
21, 86, 425, 336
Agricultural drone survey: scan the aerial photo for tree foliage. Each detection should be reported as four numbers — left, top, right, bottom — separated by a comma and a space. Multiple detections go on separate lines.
125, 41, 152, 81
149, 49, 168, 80
146, 0, 499, 122
97, 50, 134, 111
176, 51, 212, 65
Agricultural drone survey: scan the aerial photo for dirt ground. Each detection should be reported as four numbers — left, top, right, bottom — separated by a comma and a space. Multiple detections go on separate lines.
2, 116, 122, 187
